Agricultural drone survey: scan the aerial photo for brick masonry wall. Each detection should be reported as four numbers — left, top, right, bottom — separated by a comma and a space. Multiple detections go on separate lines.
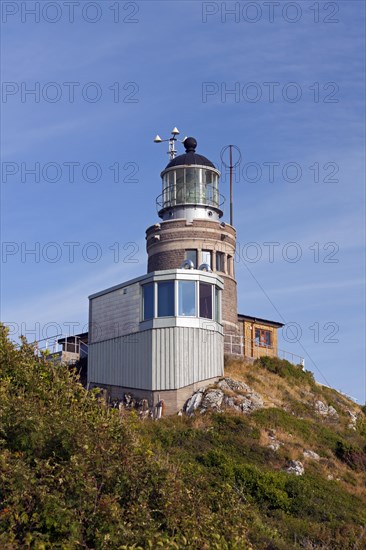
146, 219, 239, 329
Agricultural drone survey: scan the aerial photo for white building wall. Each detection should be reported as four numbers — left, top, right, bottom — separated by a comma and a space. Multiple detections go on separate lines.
90, 282, 140, 343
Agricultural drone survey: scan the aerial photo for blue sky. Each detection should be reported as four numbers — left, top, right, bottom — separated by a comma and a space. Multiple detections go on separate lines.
1, 1, 365, 402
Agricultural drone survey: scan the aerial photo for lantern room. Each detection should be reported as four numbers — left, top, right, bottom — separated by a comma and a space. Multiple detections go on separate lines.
156, 137, 224, 222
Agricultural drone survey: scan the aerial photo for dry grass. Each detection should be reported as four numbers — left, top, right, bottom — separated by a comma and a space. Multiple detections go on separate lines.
224, 357, 362, 420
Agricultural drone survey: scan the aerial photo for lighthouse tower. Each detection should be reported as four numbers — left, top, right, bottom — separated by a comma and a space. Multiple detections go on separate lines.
87, 132, 239, 414
146, 136, 239, 337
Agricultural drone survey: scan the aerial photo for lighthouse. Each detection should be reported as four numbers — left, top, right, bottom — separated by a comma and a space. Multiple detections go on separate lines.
87, 132, 234, 413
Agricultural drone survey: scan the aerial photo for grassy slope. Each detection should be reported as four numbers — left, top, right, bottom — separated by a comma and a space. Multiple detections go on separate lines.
0, 327, 365, 549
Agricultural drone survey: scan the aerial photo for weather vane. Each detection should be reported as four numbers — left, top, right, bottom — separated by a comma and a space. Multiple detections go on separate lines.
153, 127, 187, 160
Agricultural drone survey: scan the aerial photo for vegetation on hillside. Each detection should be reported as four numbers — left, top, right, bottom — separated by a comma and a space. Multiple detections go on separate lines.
1, 325, 365, 549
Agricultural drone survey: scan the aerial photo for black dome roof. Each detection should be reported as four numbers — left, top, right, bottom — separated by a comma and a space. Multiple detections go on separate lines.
164, 137, 216, 169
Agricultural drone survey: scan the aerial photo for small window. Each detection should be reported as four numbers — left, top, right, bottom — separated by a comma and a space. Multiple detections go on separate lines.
185, 249, 197, 268
216, 252, 225, 272
202, 250, 212, 269
255, 328, 272, 348
178, 281, 196, 316
199, 282, 212, 319
142, 283, 154, 320
215, 287, 221, 322
157, 281, 175, 317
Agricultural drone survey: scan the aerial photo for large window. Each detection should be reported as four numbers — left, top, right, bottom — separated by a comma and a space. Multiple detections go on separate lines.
142, 279, 220, 323
178, 281, 196, 316
216, 252, 224, 272
255, 328, 272, 348
157, 281, 175, 317
185, 249, 197, 268
143, 283, 154, 320
199, 282, 212, 319
202, 250, 212, 269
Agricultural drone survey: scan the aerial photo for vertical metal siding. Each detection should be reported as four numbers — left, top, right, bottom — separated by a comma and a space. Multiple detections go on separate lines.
89, 327, 223, 392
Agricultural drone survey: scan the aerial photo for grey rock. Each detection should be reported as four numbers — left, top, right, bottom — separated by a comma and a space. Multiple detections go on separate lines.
314, 400, 328, 415
218, 378, 252, 393
347, 410, 358, 430
184, 388, 205, 415
201, 389, 224, 410
285, 460, 305, 476
314, 400, 339, 420
183, 378, 264, 416
239, 394, 264, 413
303, 449, 320, 461
327, 405, 339, 419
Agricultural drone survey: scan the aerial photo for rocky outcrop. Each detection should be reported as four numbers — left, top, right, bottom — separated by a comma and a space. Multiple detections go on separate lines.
347, 410, 358, 430
267, 430, 283, 451
183, 377, 264, 416
285, 460, 305, 476
314, 400, 339, 420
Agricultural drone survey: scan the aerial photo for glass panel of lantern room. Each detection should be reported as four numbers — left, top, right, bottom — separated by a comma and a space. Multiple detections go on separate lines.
212, 173, 219, 206
163, 174, 169, 206
178, 281, 196, 316
168, 170, 175, 205
157, 281, 175, 317
203, 170, 213, 206
142, 283, 154, 320
175, 168, 185, 203
202, 250, 212, 269
199, 282, 213, 319
185, 168, 197, 203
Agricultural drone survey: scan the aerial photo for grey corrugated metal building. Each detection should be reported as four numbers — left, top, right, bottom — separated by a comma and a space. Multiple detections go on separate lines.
88, 270, 224, 413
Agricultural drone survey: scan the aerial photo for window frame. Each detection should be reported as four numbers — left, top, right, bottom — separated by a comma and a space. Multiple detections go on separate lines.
216, 251, 225, 272
178, 280, 197, 317
142, 282, 154, 321
255, 328, 272, 348
157, 280, 175, 318
185, 249, 198, 268
199, 281, 213, 320
202, 250, 212, 269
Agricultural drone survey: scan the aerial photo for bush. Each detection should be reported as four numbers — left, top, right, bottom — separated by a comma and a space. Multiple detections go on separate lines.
335, 441, 366, 471
254, 356, 315, 386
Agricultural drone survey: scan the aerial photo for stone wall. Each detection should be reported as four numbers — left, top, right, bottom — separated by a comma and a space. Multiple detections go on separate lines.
146, 218, 239, 331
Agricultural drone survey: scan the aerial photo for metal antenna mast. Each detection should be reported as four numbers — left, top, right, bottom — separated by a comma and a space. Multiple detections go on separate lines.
153, 127, 187, 160
221, 144, 241, 227
229, 144, 233, 226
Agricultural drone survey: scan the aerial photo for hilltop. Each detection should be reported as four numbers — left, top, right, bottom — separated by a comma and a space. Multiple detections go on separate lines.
0, 325, 365, 549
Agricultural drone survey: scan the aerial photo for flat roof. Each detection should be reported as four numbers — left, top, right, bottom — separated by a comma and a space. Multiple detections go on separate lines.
58, 332, 88, 344
238, 313, 284, 328
89, 269, 224, 300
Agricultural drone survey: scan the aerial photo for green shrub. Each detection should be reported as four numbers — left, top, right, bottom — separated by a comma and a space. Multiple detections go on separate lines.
335, 440, 366, 471
1, 326, 365, 549
254, 356, 315, 386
